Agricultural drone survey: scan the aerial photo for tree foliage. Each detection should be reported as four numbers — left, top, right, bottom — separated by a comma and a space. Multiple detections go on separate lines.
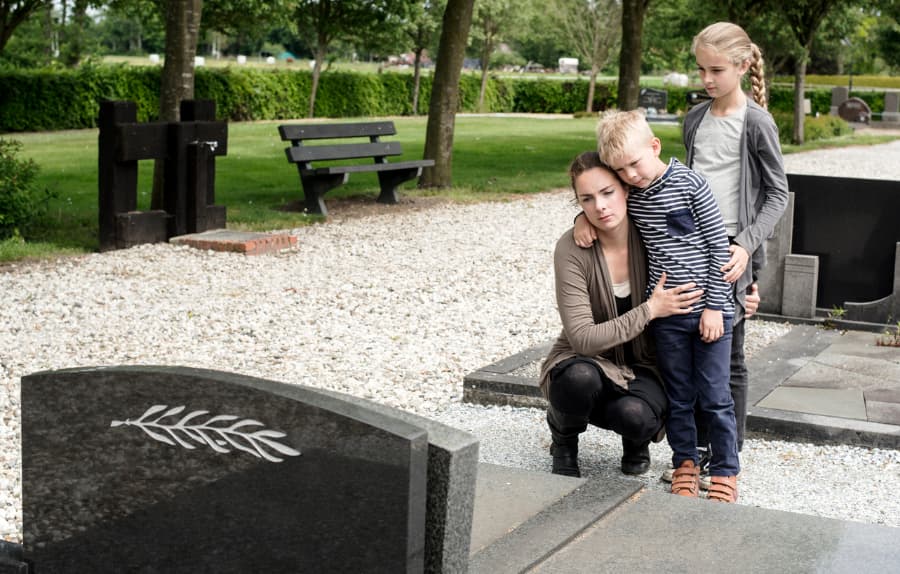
552, 0, 621, 112
294, 0, 410, 118
0, 0, 50, 55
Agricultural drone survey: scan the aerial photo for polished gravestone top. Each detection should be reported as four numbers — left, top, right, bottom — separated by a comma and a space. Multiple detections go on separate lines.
21, 366, 428, 573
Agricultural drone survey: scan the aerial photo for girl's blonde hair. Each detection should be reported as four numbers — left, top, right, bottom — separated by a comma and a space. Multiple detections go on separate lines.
692, 21, 767, 109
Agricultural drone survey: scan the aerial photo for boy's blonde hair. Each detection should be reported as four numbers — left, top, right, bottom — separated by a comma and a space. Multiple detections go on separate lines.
595, 109, 654, 166
692, 21, 767, 109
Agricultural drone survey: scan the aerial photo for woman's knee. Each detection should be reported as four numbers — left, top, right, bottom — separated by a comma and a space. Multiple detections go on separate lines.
549, 362, 604, 417
612, 397, 660, 440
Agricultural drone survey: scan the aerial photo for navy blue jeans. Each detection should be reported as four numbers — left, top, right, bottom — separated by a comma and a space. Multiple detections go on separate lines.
653, 314, 740, 477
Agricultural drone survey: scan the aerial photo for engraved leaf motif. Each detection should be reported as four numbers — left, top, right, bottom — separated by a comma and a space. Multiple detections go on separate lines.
110, 404, 301, 462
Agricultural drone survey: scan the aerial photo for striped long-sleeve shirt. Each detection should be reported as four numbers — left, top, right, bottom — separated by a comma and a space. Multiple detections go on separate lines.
627, 158, 734, 315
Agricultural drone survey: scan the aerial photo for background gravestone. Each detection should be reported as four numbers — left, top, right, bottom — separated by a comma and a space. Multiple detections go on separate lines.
837, 97, 872, 123
884, 91, 900, 123
638, 88, 668, 113
21, 366, 429, 574
830, 86, 849, 115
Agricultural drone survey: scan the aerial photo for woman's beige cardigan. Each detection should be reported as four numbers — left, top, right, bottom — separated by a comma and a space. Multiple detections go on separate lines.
539, 220, 660, 398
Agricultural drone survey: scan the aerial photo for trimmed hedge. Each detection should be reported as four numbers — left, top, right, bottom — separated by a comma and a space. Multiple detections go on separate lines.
0, 65, 893, 133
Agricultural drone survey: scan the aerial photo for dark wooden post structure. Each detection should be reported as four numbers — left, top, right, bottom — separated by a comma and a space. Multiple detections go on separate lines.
97, 100, 227, 251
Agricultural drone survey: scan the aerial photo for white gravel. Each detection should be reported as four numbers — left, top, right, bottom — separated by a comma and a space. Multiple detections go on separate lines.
1, 137, 899, 544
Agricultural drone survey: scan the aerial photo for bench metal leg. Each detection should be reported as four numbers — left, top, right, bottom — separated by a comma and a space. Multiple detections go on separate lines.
376, 167, 423, 204
300, 172, 348, 216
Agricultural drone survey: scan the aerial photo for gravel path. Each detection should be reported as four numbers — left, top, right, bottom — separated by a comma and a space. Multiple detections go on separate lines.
1, 137, 899, 543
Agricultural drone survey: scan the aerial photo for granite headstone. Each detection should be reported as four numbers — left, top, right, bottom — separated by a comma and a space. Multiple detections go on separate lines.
638, 88, 668, 113
837, 97, 871, 123
21, 366, 429, 573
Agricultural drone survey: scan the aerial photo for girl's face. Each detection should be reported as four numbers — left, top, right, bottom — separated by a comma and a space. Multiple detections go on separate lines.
574, 167, 628, 232
695, 45, 749, 101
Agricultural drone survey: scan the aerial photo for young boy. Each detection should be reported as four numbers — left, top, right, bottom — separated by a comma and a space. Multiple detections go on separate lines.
596, 109, 740, 503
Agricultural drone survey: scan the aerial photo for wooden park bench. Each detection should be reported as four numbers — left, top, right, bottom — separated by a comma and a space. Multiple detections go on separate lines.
279, 121, 434, 216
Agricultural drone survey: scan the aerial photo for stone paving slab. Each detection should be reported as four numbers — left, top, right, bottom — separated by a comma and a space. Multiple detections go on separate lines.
757, 387, 867, 420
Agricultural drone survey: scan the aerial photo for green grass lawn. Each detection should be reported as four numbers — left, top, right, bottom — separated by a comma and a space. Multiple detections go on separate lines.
4, 115, 897, 263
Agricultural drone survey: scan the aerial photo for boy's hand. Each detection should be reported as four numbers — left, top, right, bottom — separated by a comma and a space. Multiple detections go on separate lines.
721, 244, 750, 283
573, 212, 598, 248
745, 283, 760, 318
699, 308, 724, 343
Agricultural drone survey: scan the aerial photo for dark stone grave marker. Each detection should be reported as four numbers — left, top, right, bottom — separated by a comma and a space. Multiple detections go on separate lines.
837, 97, 872, 123
638, 88, 668, 112
788, 174, 900, 312
21, 366, 432, 573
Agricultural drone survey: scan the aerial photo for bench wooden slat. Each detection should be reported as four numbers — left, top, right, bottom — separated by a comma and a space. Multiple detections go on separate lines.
279, 122, 397, 141
303, 159, 434, 176
277, 120, 433, 216
286, 142, 403, 163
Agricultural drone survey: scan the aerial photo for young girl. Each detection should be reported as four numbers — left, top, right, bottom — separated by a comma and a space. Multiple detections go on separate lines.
684, 22, 788, 459
574, 21, 788, 489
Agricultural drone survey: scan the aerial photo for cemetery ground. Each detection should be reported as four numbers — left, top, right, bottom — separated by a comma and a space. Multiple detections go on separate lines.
5, 115, 899, 263
0, 118, 899, 556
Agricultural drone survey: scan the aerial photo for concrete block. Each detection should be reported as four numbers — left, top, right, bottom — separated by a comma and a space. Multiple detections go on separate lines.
758, 193, 794, 314
782, 254, 818, 318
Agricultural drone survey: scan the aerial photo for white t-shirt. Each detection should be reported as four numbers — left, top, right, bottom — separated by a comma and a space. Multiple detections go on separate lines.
691, 106, 745, 236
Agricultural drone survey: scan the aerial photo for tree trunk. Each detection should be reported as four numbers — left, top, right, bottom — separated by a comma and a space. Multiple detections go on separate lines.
587, 63, 598, 113
152, 0, 203, 210
64, 0, 89, 67
420, 0, 475, 188
617, 0, 648, 111
478, 55, 489, 111
792, 51, 808, 145
309, 38, 327, 118
412, 48, 423, 115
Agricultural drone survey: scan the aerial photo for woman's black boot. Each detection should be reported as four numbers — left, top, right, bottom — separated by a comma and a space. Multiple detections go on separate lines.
547, 408, 587, 478
620, 436, 651, 475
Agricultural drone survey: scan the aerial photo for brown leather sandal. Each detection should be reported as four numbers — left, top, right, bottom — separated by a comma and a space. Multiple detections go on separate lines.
670, 460, 700, 497
707, 476, 738, 503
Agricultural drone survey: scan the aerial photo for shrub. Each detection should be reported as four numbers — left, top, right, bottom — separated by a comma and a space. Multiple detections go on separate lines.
770, 112, 851, 144
0, 138, 53, 239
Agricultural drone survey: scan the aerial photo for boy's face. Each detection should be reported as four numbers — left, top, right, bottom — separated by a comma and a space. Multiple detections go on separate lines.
607, 134, 666, 190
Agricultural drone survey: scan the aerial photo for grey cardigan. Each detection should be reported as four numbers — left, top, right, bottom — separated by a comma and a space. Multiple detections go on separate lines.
683, 99, 789, 318
539, 221, 659, 397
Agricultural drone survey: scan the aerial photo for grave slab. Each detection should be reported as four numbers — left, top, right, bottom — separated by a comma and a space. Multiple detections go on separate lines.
757, 387, 867, 420
867, 400, 900, 426
21, 366, 428, 573
468, 464, 642, 574
170, 229, 297, 255
531, 490, 900, 573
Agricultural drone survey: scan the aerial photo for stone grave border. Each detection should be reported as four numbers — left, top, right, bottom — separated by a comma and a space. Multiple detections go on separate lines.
463, 325, 899, 450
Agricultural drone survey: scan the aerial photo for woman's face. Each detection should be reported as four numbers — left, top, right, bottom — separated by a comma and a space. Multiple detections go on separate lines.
574, 167, 628, 232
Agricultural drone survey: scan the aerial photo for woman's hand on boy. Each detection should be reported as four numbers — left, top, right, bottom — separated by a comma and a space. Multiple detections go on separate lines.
721, 244, 750, 282
647, 272, 703, 319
